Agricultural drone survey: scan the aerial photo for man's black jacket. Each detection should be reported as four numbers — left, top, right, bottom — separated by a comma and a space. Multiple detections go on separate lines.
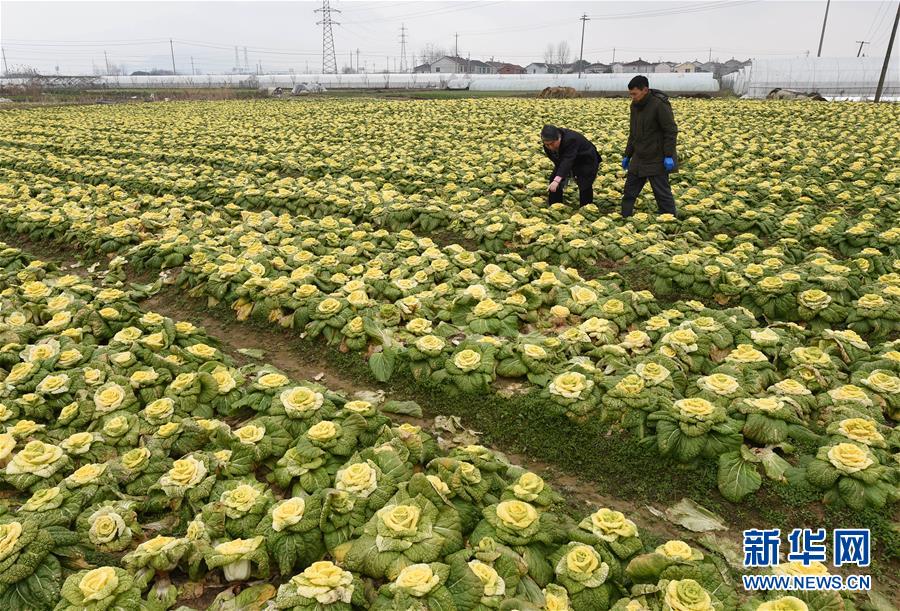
543, 128, 600, 179
624, 89, 678, 177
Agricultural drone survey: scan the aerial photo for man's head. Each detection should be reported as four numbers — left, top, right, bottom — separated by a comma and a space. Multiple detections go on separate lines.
541, 124, 562, 151
627, 75, 650, 103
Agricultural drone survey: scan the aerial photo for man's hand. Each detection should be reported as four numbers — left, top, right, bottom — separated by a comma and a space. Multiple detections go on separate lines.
621, 157, 630, 170
664, 156, 675, 172
548, 176, 562, 193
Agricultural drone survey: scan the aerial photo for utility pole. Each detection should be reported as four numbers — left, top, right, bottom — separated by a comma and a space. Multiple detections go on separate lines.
349, 50, 353, 71
577, 13, 589, 78
875, 1, 899, 102
356, 49, 360, 72
817, 0, 831, 57
104, 51, 111, 75
454, 32, 459, 57
169, 38, 177, 74
315, 0, 341, 74
708, 47, 712, 62
400, 23, 408, 72
1, 47, 7, 76
855, 40, 870, 57
243, 47, 249, 71
191, 56, 196, 75
612, 47, 616, 63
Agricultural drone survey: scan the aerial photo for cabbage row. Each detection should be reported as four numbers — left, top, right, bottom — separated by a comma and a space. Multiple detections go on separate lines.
0, 100, 898, 510
0, 242, 861, 611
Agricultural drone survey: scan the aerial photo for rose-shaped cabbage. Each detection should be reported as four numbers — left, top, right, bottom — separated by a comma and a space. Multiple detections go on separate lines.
160, 456, 207, 490
378, 504, 421, 533
673, 398, 716, 420
280, 386, 324, 417
469, 559, 505, 597
77, 567, 120, 603
335, 462, 378, 497
271, 497, 306, 532
93, 383, 126, 413
664, 579, 713, 611
6, 440, 65, 477
392, 563, 440, 597
453, 349, 482, 372
289, 560, 355, 603
549, 372, 591, 400
495, 500, 538, 530
585, 508, 638, 541
826, 443, 875, 474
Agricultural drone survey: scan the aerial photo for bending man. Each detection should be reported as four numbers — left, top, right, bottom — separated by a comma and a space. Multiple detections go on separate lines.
621, 75, 678, 217
541, 124, 601, 207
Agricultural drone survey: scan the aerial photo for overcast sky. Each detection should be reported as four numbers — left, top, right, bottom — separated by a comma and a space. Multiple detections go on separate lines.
2, 0, 897, 75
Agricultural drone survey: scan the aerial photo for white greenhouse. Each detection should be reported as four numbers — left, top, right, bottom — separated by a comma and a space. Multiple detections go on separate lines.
723, 57, 899, 100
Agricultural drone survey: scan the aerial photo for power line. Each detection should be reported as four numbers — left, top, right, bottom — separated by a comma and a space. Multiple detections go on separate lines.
343, 1, 503, 26
589, 0, 758, 20
865, 1, 890, 41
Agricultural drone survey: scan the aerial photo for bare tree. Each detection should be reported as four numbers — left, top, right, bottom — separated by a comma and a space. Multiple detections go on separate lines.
555, 41, 571, 70
420, 44, 448, 64
543, 44, 555, 68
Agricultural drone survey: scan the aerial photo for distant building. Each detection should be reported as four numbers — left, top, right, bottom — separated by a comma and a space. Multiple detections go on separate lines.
721, 58, 751, 76
622, 58, 655, 72
675, 61, 700, 73
585, 62, 611, 74
467, 59, 496, 74
426, 56, 495, 74
486, 61, 525, 74
412, 63, 431, 74
525, 62, 559, 74
653, 62, 675, 73
565, 59, 591, 74
610, 62, 627, 73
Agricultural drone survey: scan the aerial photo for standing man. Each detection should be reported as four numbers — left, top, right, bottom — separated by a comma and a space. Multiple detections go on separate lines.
621, 75, 678, 217
541, 124, 601, 207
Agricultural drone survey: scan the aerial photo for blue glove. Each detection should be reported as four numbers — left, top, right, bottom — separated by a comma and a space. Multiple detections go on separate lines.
663, 156, 675, 172
621, 157, 630, 170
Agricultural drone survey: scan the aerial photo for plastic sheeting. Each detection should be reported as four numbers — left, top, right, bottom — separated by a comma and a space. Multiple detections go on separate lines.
459, 72, 719, 93
1, 72, 718, 93
257, 73, 453, 89
723, 57, 899, 99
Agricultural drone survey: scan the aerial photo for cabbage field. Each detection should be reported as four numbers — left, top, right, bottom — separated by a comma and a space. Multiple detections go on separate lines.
0, 98, 897, 610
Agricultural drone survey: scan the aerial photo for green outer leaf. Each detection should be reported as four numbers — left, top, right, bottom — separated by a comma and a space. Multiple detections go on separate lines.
717, 451, 762, 502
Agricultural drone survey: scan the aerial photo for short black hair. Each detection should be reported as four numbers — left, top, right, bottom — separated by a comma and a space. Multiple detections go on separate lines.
627, 75, 649, 90
540, 124, 561, 141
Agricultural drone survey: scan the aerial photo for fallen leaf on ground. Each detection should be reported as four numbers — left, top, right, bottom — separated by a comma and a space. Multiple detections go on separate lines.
664, 498, 728, 532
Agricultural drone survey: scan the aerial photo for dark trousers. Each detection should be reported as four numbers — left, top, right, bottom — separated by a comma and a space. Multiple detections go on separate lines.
548, 161, 598, 206
621, 172, 677, 217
